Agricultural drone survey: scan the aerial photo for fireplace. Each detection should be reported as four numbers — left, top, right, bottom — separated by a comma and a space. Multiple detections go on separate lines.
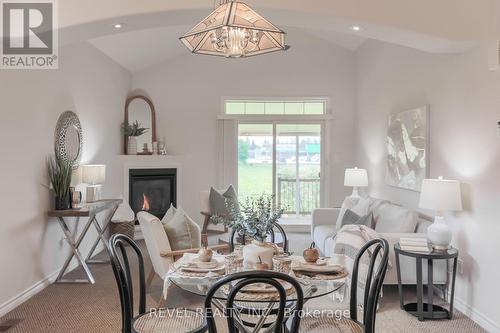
129, 168, 177, 219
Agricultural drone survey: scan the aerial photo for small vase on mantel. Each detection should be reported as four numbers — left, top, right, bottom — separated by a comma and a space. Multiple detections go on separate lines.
127, 136, 137, 155
243, 240, 274, 269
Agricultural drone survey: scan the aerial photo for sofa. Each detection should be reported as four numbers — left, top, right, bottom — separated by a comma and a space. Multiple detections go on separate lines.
311, 196, 448, 286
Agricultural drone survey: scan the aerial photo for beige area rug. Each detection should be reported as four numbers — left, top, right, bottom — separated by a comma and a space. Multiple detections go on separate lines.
0, 241, 486, 333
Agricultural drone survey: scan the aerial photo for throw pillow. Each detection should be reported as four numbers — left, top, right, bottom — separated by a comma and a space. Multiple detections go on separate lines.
209, 185, 239, 216
373, 202, 418, 233
161, 203, 176, 224
335, 196, 359, 229
350, 197, 371, 216
163, 207, 201, 251
340, 209, 373, 228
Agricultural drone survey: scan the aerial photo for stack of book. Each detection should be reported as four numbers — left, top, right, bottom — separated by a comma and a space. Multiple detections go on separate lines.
399, 238, 430, 252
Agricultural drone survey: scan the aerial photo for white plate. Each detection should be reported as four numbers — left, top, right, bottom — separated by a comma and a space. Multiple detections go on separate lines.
180, 261, 225, 273
239, 281, 293, 293
292, 263, 344, 273
192, 258, 219, 269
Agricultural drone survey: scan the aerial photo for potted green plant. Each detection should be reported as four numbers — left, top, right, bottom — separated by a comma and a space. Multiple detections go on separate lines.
47, 156, 74, 210
121, 121, 148, 155
211, 194, 284, 268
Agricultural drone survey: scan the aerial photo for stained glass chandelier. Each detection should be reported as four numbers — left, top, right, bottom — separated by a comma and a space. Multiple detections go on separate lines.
180, 0, 286, 58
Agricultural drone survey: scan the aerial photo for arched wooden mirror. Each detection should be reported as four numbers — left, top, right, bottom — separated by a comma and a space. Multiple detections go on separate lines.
124, 95, 157, 154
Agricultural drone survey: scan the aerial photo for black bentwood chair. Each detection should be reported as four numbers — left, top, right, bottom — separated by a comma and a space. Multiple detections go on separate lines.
108, 234, 207, 333
204, 271, 304, 333
229, 221, 289, 254
299, 238, 389, 333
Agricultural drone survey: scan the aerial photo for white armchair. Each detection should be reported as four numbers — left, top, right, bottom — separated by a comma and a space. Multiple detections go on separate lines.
137, 211, 229, 306
137, 211, 174, 307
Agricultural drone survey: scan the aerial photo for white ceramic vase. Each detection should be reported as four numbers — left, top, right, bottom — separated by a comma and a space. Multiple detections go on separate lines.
127, 136, 137, 155
243, 241, 274, 269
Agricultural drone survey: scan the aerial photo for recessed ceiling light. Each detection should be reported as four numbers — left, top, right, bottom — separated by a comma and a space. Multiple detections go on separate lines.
113, 23, 124, 29
351, 26, 361, 31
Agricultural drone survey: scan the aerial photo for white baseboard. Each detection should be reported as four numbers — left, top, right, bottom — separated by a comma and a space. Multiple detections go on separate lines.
0, 261, 78, 318
0, 243, 105, 318
452, 293, 500, 333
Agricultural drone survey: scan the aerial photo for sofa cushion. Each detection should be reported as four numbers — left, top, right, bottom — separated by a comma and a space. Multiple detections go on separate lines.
323, 236, 336, 257
313, 225, 336, 255
160, 203, 176, 224
335, 196, 372, 229
209, 185, 239, 216
340, 209, 373, 228
350, 197, 372, 216
163, 207, 201, 251
372, 202, 418, 233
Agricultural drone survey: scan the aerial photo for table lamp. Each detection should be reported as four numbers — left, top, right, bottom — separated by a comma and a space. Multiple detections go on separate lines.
344, 167, 368, 198
82, 164, 106, 202
419, 177, 462, 250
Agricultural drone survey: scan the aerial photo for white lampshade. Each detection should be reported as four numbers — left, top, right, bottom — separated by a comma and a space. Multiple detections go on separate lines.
419, 178, 462, 212
70, 166, 83, 187
344, 168, 368, 187
82, 165, 106, 185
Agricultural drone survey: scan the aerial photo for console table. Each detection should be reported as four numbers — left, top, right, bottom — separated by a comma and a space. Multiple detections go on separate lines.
48, 199, 122, 284
394, 243, 458, 321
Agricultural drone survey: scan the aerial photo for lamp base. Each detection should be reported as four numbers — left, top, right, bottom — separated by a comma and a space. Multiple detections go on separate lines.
86, 185, 102, 203
430, 244, 450, 251
350, 187, 360, 198
427, 215, 452, 251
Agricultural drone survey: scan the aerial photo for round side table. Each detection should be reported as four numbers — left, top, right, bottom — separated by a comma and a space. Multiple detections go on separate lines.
394, 243, 458, 321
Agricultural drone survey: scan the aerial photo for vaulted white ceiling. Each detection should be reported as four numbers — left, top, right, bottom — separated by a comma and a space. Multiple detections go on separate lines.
57, 1, 496, 73
88, 25, 367, 73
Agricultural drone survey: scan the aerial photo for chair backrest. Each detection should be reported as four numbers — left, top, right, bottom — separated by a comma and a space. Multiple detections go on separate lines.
204, 271, 303, 333
349, 238, 389, 333
109, 234, 146, 333
137, 211, 173, 278
229, 221, 289, 254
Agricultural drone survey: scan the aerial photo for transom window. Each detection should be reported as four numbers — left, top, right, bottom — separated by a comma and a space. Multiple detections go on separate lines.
225, 99, 326, 115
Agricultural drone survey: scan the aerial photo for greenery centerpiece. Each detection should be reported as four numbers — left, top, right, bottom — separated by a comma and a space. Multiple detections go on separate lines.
211, 194, 284, 268
47, 156, 74, 210
121, 121, 148, 155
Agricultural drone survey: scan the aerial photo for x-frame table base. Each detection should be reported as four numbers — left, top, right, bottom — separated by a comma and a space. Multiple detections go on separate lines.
50, 200, 120, 284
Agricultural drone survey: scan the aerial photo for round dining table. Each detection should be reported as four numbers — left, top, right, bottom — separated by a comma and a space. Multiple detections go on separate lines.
169, 268, 346, 333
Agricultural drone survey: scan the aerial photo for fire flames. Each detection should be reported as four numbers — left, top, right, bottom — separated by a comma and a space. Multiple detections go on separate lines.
141, 193, 150, 211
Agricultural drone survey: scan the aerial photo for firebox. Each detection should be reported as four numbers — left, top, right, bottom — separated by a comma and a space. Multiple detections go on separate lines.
129, 168, 177, 219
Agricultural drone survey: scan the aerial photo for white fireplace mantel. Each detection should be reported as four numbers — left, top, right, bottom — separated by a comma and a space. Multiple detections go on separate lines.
118, 155, 183, 239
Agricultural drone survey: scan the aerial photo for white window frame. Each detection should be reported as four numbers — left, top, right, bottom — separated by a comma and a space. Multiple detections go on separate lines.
218, 97, 332, 217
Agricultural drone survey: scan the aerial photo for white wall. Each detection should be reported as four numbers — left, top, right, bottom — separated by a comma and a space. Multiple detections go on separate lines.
0, 42, 130, 314
131, 29, 357, 219
354, 40, 500, 331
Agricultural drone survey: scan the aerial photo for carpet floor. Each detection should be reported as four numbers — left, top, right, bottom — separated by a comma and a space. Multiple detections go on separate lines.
0, 241, 487, 333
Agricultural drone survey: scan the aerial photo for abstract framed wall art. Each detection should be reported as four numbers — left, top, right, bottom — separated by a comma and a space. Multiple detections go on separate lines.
386, 105, 429, 191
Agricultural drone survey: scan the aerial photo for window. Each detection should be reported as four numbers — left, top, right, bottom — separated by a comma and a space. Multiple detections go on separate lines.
225, 100, 326, 115
224, 99, 327, 220
237, 123, 322, 218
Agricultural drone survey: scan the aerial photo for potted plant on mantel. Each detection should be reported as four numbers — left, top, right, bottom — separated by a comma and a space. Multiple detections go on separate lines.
211, 195, 284, 268
47, 156, 73, 210
121, 120, 148, 155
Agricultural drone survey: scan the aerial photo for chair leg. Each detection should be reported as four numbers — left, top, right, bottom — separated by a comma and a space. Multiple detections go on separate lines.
146, 267, 156, 289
